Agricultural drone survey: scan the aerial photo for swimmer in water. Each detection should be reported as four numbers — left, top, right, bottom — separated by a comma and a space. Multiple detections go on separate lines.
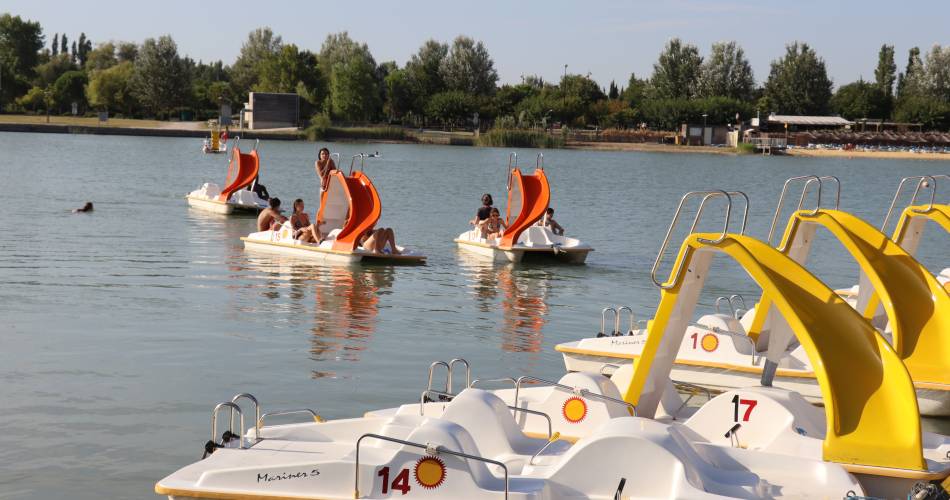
73, 202, 94, 213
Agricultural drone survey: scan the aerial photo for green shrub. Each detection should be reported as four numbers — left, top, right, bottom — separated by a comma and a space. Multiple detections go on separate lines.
305, 112, 332, 140
477, 128, 563, 148
327, 126, 407, 141
736, 142, 756, 154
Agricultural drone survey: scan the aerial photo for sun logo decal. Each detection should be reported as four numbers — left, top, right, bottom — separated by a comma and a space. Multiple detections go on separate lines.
701, 333, 719, 352
414, 456, 446, 489
562, 396, 588, 423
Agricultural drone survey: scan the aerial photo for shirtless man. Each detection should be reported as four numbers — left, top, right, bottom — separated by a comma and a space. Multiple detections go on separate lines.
257, 197, 287, 231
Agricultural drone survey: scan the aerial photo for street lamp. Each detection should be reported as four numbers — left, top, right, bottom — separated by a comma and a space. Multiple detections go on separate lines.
702, 113, 708, 145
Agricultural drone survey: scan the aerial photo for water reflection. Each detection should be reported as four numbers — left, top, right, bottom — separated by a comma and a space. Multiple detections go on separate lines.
457, 252, 552, 354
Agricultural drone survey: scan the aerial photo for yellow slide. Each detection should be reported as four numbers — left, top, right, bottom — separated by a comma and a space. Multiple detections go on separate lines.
622, 233, 925, 471
761, 209, 950, 387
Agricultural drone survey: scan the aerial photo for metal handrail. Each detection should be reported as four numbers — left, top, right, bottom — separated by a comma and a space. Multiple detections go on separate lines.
470, 377, 518, 389
881, 175, 940, 234
690, 322, 757, 365
355, 433, 509, 499
600, 363, 622, 376
599, 307, 617, 337
252, 138, 260, 152
729, 295, 746, 312
767, 175, 841, 247
426, 361, 451, 395
230, 393, 260, 432
514, 376, 636, 416
257, 409, 323, 429
671, 379, 713, 417
616, 306, 635, 335
211, 402, 246, 449
347, 152, 381, 176
506, 152, 518, 191
506, 406, 553, 437
528, 432, 561, 465
714, 296, 734, 316
448, 358, 471, 393
416, 388, 553, 437
651, 190, 749, 290
536, 152, 544, 170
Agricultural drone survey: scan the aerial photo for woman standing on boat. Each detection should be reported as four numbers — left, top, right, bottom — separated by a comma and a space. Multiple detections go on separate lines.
315, 147, 336, 192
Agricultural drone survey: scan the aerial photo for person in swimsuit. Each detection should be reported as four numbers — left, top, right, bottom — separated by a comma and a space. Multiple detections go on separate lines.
470, 193, 494, 225
479, 207, 507, 239
315, 147, 337, 192
538, 207, 565, 235
359, 227, 400, 254
290, 198, 322, 243
257, 198, 287, 231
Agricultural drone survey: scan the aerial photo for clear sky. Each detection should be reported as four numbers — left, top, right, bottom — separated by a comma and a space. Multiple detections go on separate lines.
6, 0, 949, 90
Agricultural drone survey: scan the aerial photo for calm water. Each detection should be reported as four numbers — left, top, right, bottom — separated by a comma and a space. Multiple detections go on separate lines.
1, 132, 947, 499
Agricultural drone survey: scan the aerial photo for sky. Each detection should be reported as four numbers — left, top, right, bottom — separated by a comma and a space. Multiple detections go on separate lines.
6, 0, 950, 90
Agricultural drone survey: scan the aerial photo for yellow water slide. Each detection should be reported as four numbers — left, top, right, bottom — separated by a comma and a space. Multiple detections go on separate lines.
623, 233, 925, 471
757, 209, 950, 387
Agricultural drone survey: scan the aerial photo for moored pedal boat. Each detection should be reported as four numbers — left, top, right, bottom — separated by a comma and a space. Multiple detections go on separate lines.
187, 141, 267, 215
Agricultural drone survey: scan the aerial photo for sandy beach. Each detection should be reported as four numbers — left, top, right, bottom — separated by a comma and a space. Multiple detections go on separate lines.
785, 147, 950, 161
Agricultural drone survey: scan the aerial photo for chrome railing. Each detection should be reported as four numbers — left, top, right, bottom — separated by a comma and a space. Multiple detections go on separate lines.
881, 175, 947, 235
766, 175, 841, 248
513, 376, 636, 416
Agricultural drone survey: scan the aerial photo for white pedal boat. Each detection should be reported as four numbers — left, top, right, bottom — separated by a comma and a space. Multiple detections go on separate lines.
559, 179, 950, 416
187, 144, 267, 215
242, 154, 425, 265
455, 154, 593, 264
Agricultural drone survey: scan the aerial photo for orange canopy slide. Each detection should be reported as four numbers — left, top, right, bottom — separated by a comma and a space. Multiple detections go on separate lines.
317, 170, 382, 252
500, 168, 550, 249
217, 147, 260, 202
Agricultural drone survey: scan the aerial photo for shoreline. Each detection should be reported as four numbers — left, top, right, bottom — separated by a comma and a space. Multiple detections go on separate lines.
2, 119, 949, 161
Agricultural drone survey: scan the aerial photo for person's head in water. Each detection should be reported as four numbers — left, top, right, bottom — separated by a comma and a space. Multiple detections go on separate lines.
293, 198, 305, 214
269, 198, 282, 210
319, 148, 330, 162
481, 194, 493, 207
74, 202, 94, 213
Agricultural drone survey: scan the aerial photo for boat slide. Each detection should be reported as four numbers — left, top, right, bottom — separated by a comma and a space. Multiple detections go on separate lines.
455, 153, 593, 264
187, 140, 267, 214
242, 154, 425, 264
558, 178, 950, 416
157, 190, 949, 499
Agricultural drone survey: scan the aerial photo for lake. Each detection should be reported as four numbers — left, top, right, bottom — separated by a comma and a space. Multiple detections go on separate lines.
1, 132, 947, 498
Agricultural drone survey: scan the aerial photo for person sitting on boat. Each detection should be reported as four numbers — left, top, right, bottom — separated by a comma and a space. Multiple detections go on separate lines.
315, 147, 337, 191
257, 197, 286, 231
537, 207, 565, 235
291, 198, 323, 243
469, 193, 494, 225
359, 227, 400, 255
479, 207, 507, 240
220, 128, 228, 143
250, 177, 270, 201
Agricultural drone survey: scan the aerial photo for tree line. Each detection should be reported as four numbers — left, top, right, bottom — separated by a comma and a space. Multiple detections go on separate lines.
1, 12, 949, 130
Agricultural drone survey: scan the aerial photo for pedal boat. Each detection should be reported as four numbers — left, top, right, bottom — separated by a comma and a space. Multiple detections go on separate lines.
242, 155, 425, 265
187, 143, 267, 215
455, 154, 593, 264
558, 179, 950, 416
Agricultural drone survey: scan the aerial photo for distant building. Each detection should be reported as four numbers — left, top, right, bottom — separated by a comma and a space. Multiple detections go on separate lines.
752, 113, 853, 133
242, 93, 300, 130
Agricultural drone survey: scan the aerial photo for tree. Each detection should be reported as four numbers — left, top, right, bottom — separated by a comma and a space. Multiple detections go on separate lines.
831, 80, 888, 119
622, 72, 649, 106
60, 34, 68, 55
116, 42, 138, 63
650, 38, 702, 99
34, 54, 75, 87
439, 36, 498, 96
924, 45, 950, 101
231, 27, 282, 96
256, 44, 325, 113
404, 39, 448, 118
383, 67, 412, 121
86, 42, 117, 71
893, 96, 950, 130
426, 90, 476, 128
0, 13, 44, 105
51, 70, 88, 112
87, 61, 136, 114
130, 35, 190, 117
897, 47, 924, 99
76, 32, 92, 66
320, 32, 380, 120
763, 42, 833, 115
51, 33, 58, 55
874, 44, 896, 98
329, 57, 380, 121
608, 80, 619, 100
15, 85, 48, 112
70, 41, 77, 63
698, 41, 754, 100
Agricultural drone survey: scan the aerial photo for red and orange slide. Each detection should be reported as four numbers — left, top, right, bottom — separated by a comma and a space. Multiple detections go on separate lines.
186, 143, 269, 215
455, 153, 593, 263
242, 153, 425, 264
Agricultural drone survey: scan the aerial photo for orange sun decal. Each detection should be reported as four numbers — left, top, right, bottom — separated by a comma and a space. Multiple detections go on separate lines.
701, 333, 719, 352
414, 457, 446, 489
562, 396, 588, 423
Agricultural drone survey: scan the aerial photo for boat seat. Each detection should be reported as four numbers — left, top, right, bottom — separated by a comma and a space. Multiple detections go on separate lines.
519, 226, 554, 247
440, 389, 570, 470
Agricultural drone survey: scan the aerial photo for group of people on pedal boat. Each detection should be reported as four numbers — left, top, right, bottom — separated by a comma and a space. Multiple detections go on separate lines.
255, 147, 401, 255
469, 192, 565, 240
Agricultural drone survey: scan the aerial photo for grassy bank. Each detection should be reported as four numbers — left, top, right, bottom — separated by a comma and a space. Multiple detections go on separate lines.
477, 129, 564, 149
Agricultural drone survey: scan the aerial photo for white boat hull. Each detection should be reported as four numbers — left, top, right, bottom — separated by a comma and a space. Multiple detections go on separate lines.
454, 227, 592, 264
241, 225, 426, 265
186, 195, 261, 215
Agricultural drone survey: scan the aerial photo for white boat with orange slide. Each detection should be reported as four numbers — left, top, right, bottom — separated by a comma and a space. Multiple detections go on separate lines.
242, 153, 425, 264
455, 153, 593, 263
156, 189, 950, 499
187, 139, 267, 214
556, 178, 950, 416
